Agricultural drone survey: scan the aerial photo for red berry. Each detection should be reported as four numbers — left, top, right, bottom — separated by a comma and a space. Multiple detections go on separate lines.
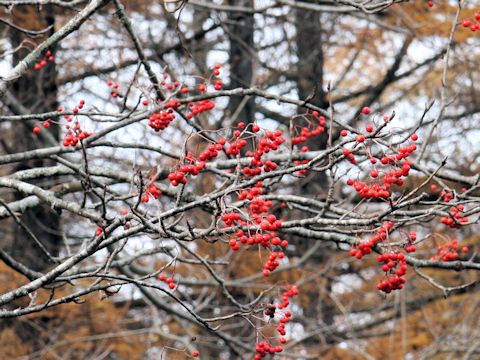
356, 134, 365, 143
33, 126, 41, 134
340, 129, 348, 136
361, 106, 371, 115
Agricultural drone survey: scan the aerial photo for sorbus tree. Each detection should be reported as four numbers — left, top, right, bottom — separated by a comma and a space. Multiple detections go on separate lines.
0, 1, 479, 359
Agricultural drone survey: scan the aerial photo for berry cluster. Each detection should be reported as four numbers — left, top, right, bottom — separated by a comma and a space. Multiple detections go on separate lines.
342, 148, 357, 165
161, 76, 180, 90
34, 50, 54, 70
148, 110, 176, 132
431, 239, 469, 261
221, 212, 242, 226
254, 286, 299, 360
291, 112, 326, 145
277, 285, 299, 310
226, 137, 248, 156
107, 80, 120, 98
262, 251, 285, 276
238, 183, 263, 201
198, 141, 223, 161
32, 119, 51, 135
167, 152, 206, 186
344, 138, 416, 200
141, 182, 162, 203
440, 205, 469, 228
242, 129, 285, 177
253, 341, 283, 359
157, 273, 177, 289
349, 221, 394, 259
462, 12, 480, 32
376, 252, 407, 293
63, 130, 91, 146
346, 179, 390, 199
405, 231, 417, 253
186, 99, 215, 119
62, 101, 91, 146
223, 183, 288, 275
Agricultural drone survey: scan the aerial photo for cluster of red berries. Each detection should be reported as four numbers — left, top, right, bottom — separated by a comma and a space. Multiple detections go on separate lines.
253, 341, 283, 359
186, 99, 215, 119
167, 153, 207, 186
63, 130, 91, 146
63, 103, 91, 144
148, 110, 176, 132
376, 252, 407, 293
34, 50, 54, 70
346, 179, 390, 199
277, 285, 299, 309
431, 239, 469, 261
223, 183, 288, 274
141, 182, 162, 203
198, 140, 223, 161
230, 231, 287, 250
342, 148, 357, 165
405, 231, 417, 253
242, 129, 285, 177
440, 205, 469, 228
238, 184, 264, 201
226, 137, 248, 156
221, 212, 242, 226
196, 80, 223, 92
441, 190, 454, 202
262, 251, 285, 276
32, 119, 52, 135
344, 131, 416, 199
258, 214, 283, 232
63, 117, 91, 146
107, 80, 120, 98
462, 12, 480, 32
71, 99, 86, 114
349, 221, 394, 259
157, 273, 177, 289
254, 286, 299, 360
160, 75, 181, 90
248, 197, 270, 216
291, 113, 326, 145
